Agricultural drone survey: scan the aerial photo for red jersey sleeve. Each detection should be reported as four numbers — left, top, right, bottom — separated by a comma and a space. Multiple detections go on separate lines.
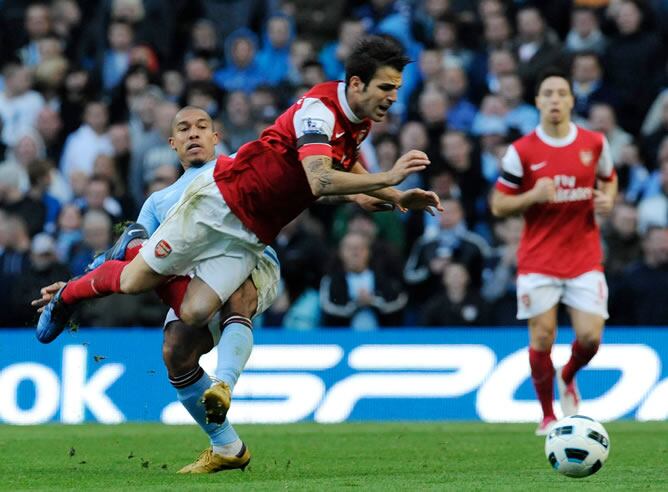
293, 98, 335, 160
495, 144, 524, 195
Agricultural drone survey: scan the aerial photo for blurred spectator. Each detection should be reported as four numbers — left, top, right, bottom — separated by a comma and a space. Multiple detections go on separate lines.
285, 38, 317, 86
440, 65, 477, 133
145, 163, 180, 195
0, 63, 45, 148
34, 55, 69, 108
320, 231, 406, 329
76, 174, 123, 220
17, 3, 52, 66
482, 216, 523, 325
570, 51, 617, 120
93, 154, 134, 218
285, 0, 346, 50
129, 100, 179, 206
604, 0, 664, 134
100, 20, 134, 93
564, 7, 606, 55
641, 97, 668, 167
417, 89, 448, 147
9, 159, 61, 237
483, 48, 518, 97
439, 130, 487, 227
68, 209, 111, 276
213, 28, 265, 93
257, 14, 294, 86
497, 72, 539, 135
220, 91, 258, 152
0, 213, 31, 326
184, 57, 214, 84
602, 201, 642, 278
10, 232, 70, 326
421, 262, 490, 326
432, 13, 474, 72
185, 19, 222, 68
162, 70, 185, 102
615, 142, 650, 203
637, 160, 668, 233
513, 6, 563, 91
588, 103, 632, 163
54, 203, 82, 262
404, 196, 489, 304
60, 100, 114, 180
36, 107, 65, 162
50, 0, 83, 59
613, 226, 668, 325
59, 68, 98, 136
319, 19, 366, 81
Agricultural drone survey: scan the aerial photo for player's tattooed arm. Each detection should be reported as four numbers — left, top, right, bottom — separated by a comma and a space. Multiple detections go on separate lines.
302, 154, 394, 197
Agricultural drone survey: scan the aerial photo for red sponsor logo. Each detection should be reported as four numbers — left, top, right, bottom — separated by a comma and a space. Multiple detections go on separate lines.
154, 239, 172, 258
521, 294, 531, 308
580, 150, 593, 166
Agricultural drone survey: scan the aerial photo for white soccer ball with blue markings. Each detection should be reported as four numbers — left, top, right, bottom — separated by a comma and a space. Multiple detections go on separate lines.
544, 415, 610, 478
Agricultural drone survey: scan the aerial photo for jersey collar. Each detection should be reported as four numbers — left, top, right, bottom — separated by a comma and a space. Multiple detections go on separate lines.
338, 82, 363, 124
536, 122, 577, 147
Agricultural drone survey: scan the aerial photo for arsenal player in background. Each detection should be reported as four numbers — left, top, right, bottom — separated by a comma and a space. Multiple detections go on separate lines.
491, 68, 618, 436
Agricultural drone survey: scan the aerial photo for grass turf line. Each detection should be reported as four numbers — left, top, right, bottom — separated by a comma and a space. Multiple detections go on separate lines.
0, 422, 666, 491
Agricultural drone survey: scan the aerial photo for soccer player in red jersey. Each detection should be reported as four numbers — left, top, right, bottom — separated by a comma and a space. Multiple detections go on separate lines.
37, 35, 441, 374
491, 68, 617, 436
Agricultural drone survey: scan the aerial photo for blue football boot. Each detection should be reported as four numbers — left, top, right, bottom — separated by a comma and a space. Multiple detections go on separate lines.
86, 222, 149, 272
36, 284, 75, 343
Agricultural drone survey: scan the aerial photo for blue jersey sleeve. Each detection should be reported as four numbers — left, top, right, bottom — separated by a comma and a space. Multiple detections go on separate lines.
136, 195, 161, 236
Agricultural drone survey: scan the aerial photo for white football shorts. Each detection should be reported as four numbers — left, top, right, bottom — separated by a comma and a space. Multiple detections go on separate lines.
516, 270, 609, 320
141, 167, 264, 303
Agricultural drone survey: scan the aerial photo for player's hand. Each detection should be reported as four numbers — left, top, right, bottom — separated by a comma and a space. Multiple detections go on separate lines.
593, 189, 614, 216
353, 194, 396, 212
398, 189, 444, 215
31, 281, 66, 313
531, 177, 556, 203
386, 150, 430, 186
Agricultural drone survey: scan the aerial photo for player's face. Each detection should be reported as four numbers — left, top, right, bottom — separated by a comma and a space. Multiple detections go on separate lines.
352, 66, 402, 122
169, 108, 218, 166
535, 76, 574, 126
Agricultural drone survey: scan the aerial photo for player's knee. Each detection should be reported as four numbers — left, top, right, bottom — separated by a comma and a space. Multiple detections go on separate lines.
530, 326, 555, 351
577, 332, 601, 349
225, 279, 258, 319
179, 301, 213, 328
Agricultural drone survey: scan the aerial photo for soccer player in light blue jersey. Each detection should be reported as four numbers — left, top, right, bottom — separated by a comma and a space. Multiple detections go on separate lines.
33, 108, 280, 473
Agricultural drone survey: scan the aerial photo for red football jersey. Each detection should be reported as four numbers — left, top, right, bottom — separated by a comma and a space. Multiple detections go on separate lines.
495, 123, 616, 278
214, 81, 372, 244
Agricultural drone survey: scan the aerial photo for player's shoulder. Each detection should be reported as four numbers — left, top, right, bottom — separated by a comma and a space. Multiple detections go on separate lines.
302, 81, 340, 99
574, 125, 604, 141
510, 129, 541, 151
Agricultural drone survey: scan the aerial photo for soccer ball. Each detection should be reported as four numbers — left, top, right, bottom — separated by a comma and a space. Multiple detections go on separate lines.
544, 415, 610, 478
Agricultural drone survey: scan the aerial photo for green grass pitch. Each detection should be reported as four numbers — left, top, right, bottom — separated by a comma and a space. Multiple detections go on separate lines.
1, 422, 666, 491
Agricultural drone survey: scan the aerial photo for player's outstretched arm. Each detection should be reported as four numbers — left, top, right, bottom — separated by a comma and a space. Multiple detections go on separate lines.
490, 177, 555, 217
301, 150, 430, 197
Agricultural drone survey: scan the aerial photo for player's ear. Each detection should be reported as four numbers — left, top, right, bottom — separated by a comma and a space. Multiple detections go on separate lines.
349, 75, 365, 94
168, 136, 176, 151
212, 131, 220, 144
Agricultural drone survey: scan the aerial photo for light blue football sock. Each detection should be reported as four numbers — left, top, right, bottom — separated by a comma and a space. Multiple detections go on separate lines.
173, 368, 239, 446
215, 316, 253, 391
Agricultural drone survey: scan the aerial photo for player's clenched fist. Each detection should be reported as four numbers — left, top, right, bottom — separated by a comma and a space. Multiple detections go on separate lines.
387, 150, 430, 186
531, 177, 556, 203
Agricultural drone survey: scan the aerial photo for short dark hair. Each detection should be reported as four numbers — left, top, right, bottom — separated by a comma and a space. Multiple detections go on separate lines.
535, 67, 572, 96
345, 36, 410, 86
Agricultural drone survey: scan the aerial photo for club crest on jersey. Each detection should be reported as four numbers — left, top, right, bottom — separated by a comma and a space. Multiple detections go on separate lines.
155, 239, 172, 258
580, 150, 593, 166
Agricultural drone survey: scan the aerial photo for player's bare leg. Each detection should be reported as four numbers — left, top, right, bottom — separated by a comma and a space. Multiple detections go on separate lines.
556, 308, 604, 416
179, 276, 224, 328
528, 305, 558, 435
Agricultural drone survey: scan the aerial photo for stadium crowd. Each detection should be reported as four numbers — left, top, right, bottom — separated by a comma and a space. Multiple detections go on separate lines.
1, 0, 668, 329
